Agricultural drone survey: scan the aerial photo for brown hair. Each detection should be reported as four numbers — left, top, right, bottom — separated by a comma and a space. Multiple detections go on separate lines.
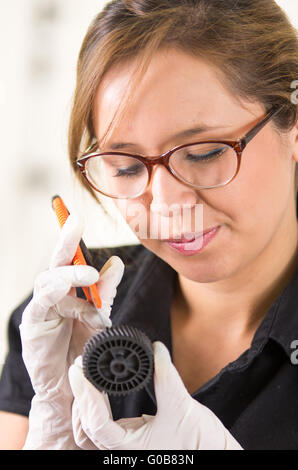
68, 0, 298, 204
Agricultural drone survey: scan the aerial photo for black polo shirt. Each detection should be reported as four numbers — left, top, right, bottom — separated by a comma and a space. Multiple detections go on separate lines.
1, 240, 298, 450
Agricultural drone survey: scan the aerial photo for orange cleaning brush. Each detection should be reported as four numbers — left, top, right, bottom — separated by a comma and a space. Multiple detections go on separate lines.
51, 195, 102, 310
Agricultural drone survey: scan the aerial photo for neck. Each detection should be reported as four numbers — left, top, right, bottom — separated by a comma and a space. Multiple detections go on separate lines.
175, 211, 298, 337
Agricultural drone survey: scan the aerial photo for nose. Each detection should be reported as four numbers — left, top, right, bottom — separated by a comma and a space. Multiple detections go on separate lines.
149, 164, 198, 217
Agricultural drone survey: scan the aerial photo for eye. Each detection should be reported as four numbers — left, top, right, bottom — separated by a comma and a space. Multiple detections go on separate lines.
186, 146, 227, 162
114, 163, 146, 178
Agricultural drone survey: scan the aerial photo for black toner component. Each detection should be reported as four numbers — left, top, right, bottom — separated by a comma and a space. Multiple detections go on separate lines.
82, 325, 154, 396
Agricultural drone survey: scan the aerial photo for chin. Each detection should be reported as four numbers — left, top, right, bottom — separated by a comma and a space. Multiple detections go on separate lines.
140, 238, 235, 283
170, 257, 233, 283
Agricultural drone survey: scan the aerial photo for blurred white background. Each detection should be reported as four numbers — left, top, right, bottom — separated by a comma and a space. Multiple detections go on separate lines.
0, 0, 138, 367
0, 0, 297, 366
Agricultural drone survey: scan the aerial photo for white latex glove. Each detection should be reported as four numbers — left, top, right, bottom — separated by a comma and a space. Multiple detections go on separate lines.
68, 341, 243, 450
19, 212, 125, 450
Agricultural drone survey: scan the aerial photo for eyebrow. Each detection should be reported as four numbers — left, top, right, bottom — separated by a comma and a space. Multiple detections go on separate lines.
105, 124, 231, 150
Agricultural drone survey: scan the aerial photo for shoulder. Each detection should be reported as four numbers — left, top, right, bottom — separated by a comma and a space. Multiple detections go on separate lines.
0, 293, 34, 416
5, 294, 33, 352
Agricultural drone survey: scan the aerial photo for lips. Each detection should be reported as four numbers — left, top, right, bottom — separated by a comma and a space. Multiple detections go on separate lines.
165, 226, 221, 255
161, 227, 218, 243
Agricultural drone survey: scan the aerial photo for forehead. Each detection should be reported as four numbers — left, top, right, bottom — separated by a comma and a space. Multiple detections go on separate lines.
92, 48, 250, 147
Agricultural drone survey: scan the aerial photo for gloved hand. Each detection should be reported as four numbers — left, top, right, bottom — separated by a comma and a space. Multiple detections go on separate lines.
68, 341, 243, 450
19, 212, 125, 450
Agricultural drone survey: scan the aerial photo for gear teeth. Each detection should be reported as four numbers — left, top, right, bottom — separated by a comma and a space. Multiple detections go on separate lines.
82, 324, 154, 397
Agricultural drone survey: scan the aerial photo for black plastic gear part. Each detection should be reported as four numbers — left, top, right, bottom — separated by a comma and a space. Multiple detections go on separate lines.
82, 325, 154, 396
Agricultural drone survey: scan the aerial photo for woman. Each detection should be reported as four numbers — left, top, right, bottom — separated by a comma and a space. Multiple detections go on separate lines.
0, 0, 297, 449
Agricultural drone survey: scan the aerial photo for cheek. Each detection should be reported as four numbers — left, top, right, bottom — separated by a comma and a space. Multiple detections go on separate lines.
219, 132, 292, 234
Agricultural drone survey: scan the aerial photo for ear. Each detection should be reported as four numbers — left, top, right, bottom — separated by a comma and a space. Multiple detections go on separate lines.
292, 120, 298, 195
291, 119, 298, 164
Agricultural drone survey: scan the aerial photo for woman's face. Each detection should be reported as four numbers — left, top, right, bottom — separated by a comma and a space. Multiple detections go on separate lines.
93, 47, 298, 283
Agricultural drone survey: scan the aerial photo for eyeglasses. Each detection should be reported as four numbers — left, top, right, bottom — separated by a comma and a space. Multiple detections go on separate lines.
77, 105, 285, 199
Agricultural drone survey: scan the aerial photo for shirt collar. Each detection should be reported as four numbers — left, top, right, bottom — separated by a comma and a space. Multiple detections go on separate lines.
265, 265, 298, 358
